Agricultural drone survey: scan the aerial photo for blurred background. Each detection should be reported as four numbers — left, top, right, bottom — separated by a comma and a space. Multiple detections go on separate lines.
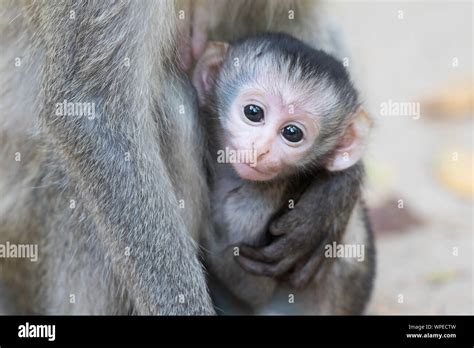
324, 0, 473, 314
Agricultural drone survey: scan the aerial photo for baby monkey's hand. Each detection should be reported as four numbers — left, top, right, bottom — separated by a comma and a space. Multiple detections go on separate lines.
236, 164, 364, 289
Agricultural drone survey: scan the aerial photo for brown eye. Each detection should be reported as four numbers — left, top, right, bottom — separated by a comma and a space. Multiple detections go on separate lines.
281, 124, 303, 143
244, 104, 264, 123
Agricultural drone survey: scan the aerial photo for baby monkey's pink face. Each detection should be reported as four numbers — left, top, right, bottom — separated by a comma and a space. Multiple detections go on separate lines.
193, 42, 371, 183
224, 87, 319, 181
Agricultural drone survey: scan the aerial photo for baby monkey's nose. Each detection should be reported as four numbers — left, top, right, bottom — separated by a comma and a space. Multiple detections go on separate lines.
257, 149, 270, 162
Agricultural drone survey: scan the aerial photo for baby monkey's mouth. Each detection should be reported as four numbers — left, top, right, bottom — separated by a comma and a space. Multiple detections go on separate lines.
247, 164, 265, 173
231, 162, 278, 182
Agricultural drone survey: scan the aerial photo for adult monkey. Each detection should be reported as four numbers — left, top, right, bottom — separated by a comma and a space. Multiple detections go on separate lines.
1, 0, 214, 315
0, 0, 352, 315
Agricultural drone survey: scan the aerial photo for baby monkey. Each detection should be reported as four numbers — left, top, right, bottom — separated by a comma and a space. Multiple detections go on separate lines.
193, 33, 374, 314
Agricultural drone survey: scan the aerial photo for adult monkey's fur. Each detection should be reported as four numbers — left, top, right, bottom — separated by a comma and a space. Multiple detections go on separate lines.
0, 0, 360, 315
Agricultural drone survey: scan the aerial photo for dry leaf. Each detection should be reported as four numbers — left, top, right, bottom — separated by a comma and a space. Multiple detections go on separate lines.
422, 80, 473, 120
436, 149, 473, 199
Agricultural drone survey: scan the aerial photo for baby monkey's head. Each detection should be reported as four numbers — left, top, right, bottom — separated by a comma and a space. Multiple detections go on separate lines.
193, 33, 371, 181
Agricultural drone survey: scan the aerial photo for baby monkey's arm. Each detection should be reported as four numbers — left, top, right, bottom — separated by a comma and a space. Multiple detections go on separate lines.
237, 162, 364, 288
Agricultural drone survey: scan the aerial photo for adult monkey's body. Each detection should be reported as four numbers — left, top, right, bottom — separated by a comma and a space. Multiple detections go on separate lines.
0, 0, 355, 314
0, 0, 212, 315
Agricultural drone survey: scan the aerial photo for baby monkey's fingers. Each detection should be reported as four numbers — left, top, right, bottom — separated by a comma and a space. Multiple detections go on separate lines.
289, 248, 327, 289
239, 235, 301, 263
236, 253, 299, 277
269, 210, 305, 236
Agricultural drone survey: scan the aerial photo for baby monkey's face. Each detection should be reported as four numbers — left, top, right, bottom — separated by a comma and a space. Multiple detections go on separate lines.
193, 38, 370, 183
223, 86, 319, 181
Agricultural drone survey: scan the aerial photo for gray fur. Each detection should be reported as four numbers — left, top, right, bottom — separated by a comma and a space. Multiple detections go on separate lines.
0, 0, 371, 316
0, 0, 213, 315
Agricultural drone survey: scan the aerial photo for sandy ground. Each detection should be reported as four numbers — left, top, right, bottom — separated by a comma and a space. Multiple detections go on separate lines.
325, 1, 473, 314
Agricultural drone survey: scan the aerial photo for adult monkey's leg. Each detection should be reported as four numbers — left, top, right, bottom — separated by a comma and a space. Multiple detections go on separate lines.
34, 0, 214, 315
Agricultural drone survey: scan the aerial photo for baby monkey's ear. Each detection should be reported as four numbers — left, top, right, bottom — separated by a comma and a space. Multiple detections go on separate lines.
192, 41, 229, 104
326, 107, 373, 171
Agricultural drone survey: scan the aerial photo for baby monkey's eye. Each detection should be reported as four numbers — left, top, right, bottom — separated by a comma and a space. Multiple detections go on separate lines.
244, 104, 264, 123
281, 124, 303, 143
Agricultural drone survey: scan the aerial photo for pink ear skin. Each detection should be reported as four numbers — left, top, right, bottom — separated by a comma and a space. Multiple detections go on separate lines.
191, 2, 210, 61
178, 32, 192, 71
192, 23, 208, 62
326, 107, 373, 171
192, 42, 229, 104
176, 1, 209, 72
